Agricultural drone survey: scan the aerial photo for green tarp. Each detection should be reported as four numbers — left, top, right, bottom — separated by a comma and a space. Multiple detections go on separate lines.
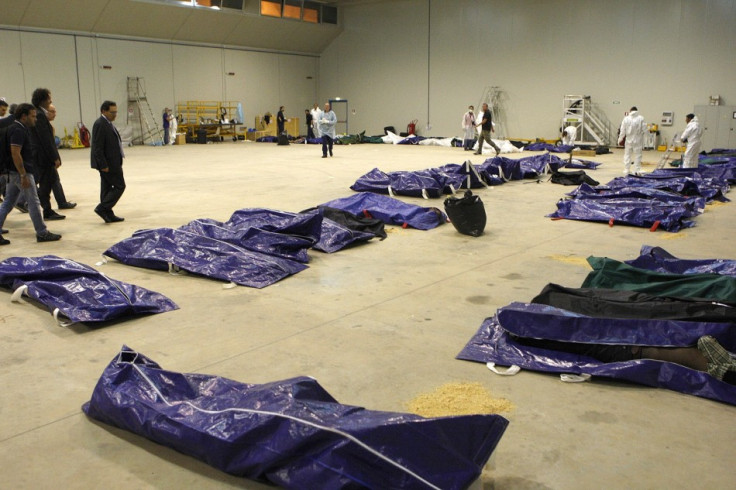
582, 256, 736, 305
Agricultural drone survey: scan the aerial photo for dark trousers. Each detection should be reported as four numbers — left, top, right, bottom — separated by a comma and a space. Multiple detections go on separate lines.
163, 127, 170, 145
307, 127, 315, 139
37, 164, 60, 214
98, 168, 126, 212
52, 179, 67, 205
322, 135, 333, 156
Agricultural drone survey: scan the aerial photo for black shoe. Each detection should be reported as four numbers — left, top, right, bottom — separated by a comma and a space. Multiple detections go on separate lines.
108, 214, 125, 223
329, 150, 333, 157
322, 155, 327, 158
94, 206, 113, 223
0, 228, 7, 234
473, 152, 481, 155
14, 203, 29, 213
0, 236, 9, 245
44, 211, 66, 221
37, 231, 61, 242
58, 202, 77, 209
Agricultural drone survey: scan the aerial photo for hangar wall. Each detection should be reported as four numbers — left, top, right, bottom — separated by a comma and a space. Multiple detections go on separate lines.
319, 0, 736, 144
0, 28, 320, 135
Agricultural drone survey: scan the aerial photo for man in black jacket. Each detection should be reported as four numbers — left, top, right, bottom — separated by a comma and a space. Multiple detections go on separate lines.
30, 88, 66, 221
91, 100, 125, 223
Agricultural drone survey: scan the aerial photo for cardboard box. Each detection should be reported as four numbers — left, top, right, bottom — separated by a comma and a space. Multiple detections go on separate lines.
572, 149, 596, 156
175, 133, 186, 145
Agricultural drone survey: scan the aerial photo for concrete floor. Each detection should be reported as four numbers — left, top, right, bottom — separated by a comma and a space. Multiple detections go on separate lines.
0, 140, 734, 489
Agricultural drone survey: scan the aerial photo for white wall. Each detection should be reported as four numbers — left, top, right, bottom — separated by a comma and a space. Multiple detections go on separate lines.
320, 0, 736, 144
0, 28, 319, 137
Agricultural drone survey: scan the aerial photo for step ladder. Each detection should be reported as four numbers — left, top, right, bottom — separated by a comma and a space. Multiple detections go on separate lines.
127, 77, 163, 146
656, 132, 680, 169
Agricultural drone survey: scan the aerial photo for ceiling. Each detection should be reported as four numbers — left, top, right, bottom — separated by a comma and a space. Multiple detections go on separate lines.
0, 0, 345, 54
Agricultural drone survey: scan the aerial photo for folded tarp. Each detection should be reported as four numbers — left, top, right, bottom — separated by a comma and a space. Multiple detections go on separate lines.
601, 173, 730, 203
104, 228, 308, 288
547, 195, 699, 231
84, 346, 509, 489
478, 153, 572, 182
566, 184, 706, 213
625, 245, 736, 277
350, 162, 485, 199
0, 256, 178, 325
456, 302, 736, 405
320, 192, 447, 230
582, 256, 736, 304
531, 282, 736, 323
523, 142, 573, 153
565, 158, 601, 170
300, 206, 386, 253
653, 164, 736, 184
179, 209, 322, 263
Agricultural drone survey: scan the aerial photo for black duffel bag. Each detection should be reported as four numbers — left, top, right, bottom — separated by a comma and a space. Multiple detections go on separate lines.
444, 190, 486, 237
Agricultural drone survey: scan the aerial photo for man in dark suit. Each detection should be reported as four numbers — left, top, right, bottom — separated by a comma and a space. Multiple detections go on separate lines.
30, 88, 66, 221
91, 100, 125, 223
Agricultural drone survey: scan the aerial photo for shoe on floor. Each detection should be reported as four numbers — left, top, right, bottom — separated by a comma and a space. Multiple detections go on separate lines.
473, 152, 481, 155
322, 155, 327, 158
94, 206, 113, 223
36, 231, 61, 242
329, 150, 333, 157
0, 235, 9, 245
14, 203, 29, 213
44, 211, 66, 221
0, 228, 7, 234
108, 214, 125, 223
58, 202, 77, 209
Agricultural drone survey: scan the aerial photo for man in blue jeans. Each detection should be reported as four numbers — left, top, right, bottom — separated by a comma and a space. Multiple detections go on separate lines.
0, 103, 62, 245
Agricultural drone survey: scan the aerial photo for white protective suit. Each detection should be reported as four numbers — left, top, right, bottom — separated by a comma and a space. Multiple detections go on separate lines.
310, 107, 323, 138
169, 115, 177, 145
562, 125, 577, 146
618, 110, 646, 175
462, 110, 476, 141
680, 116, 703, 168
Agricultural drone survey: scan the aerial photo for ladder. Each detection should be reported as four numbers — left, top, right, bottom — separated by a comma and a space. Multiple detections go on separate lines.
562, 95, 611, 146
478, 86, 506, 139
656, 132, 680, 169
127, 77, 163, 146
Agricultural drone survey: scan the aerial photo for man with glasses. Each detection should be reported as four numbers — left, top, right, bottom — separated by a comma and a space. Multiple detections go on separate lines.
91, 100, 125, 223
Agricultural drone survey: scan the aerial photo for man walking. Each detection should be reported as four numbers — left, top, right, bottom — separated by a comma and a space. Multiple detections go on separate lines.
319, 102, 337, 158
0, 103, 62, 245
474, 103, 500, 155
30, 88, 66, 221
91, 100, 125, 223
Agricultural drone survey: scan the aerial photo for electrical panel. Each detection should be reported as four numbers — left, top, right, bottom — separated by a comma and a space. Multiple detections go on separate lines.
661, 111, 674, 126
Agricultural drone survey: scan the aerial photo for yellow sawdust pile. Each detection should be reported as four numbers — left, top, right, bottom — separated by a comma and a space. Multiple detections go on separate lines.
547, 254, 590, 268
406, 382, 513, 418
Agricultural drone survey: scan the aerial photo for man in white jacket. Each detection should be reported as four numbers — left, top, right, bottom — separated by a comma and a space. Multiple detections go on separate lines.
617, 106, 646, 176
680, 113, 702, 168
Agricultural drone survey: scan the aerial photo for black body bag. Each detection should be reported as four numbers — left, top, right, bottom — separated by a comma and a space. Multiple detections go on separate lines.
444, 190, 486, 237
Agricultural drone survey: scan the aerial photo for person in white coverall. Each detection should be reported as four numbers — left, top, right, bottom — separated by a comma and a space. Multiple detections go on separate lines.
461, 106, 476, 151
617, 106, 646, 175
562, 125, 577, 147
310, 103, 322, 138
680, 113, 702, 169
